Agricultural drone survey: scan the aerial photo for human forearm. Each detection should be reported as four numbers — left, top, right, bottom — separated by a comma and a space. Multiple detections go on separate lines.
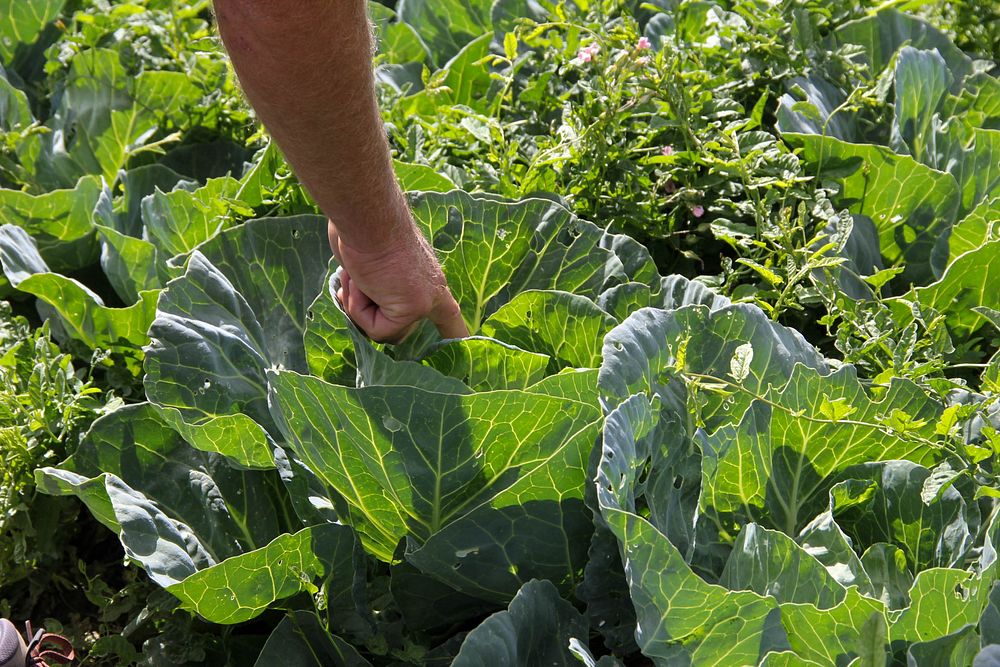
213, 0, 407, 250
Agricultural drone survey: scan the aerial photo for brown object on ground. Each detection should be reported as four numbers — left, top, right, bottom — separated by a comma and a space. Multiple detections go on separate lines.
23, 623, 75, 667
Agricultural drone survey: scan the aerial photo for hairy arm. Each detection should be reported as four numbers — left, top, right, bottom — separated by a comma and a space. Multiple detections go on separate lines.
213, 0, 467, 342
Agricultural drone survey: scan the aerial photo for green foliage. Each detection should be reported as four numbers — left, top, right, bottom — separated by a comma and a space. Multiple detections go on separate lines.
0, 302, 110, 590
1, 0, 999, 665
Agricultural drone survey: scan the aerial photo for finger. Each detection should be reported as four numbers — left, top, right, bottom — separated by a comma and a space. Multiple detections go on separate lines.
339, 271, 351, 312
344, 278, 415, 344
430, 294, 470, 339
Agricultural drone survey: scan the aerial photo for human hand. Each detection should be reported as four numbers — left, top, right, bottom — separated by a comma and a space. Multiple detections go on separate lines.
329, 219, 469, 344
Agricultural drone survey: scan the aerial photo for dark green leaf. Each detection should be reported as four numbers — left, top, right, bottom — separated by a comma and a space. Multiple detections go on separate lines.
452, 579, 588, 667
0, 175, 101, 271
269, 370, 600, 600
906, 624, 979, 667
0, 0, 65, 64
254, 611, 371, 667
783, 133, 961, 284
35, 403, 286, 587
167, 524, 360, 625
422, 336, 550, 390
833, 11, 972, 85
721, 523, 847, 608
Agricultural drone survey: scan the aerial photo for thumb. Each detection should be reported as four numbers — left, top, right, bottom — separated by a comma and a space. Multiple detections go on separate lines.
430, 294, 469, 340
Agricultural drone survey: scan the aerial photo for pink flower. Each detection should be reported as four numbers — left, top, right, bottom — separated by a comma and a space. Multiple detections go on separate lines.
576, 42, 600, 64
637, 36, 652, 50
664, 180, 677, 194
661, 145, 674, 156
691, 205, 705, 218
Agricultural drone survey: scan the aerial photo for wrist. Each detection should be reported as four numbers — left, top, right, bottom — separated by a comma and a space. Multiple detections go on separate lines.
332, 195, 419, 257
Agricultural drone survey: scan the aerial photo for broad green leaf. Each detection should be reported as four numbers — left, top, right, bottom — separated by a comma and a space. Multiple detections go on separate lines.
782, 133, 961, 283
577, 526, 639, 655
116, 164, 195, 237
192, 216, 333, 373
700, 366, 942, 536
947, 73, 1000, 131
153, 405, 276, 470
92, 180, 178, 304
0, 224, 156, 354
982, 584, 1000, 646
422, 336, 550, 390
778, 591, 887, 666
797, 509, 875, 597
35, 403, 286, 587
480, 290, 617, 373
599, 395, 887, 665
452, 579, 589, 667
268, 370, 600, 600
856, 607, 891, 667
397, 0, 492, 65
19, 49, 203, 189
14, 275, 157, 351
599, 486, 781, 659
371, 5, 429, 67
586, 364, 705, 569
834, 461, 977, 572
860, 544, 914, 610
0, 0, 65, 64
0, 175, 101, 271
906, 624, 979, 667
938, 124, 1000, 211
145, 216, 333, 433
141, 176, 243, 257
892, 566, 995, 643
892, 241, 1000, 338
721, 523, 848, 608
889, 513, 1000, 643
158, 138, 252, 183
597, 394, 779, 664
236, 142, 283, 209
0, 220, 51, 284
394, 161, 457, 192
597, 274, 731, 323
390, 561, 499, 633
146, 252, 277, 429
832, 11, 972, 85
167, 524, 360, 625
947, 197, 999, 263
599, 304, 826, 423
776, 75, 858, 142
0, 67, 31, 132
254, 611, 371, 667
408, 191, 658, 338
405, 488, 595, 603
304, 271, 359, 386
891, 48, 951, 165
399, 33, 496, 115
94, 223, 170, 304
143, 217, 337, 525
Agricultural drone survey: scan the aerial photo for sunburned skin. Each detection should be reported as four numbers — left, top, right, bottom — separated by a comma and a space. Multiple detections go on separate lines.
212, 0, 468, 343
